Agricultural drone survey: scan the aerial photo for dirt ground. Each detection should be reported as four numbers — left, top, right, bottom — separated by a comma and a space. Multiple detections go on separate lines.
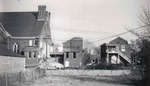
21, 70, 133, 86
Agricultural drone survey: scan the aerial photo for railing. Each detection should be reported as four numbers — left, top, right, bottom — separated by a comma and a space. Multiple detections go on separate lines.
106, 48, 118, 53
106, 44, 131, 64
118, 50, 131, 63
106, 49, 118, 53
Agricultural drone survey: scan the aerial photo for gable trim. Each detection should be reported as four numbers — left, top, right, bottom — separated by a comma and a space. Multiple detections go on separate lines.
0, 23, 11, 37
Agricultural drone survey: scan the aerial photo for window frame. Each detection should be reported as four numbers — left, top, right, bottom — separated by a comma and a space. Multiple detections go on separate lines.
73, 52, 76, 59
121, 45, 126, 52
29, 51, 32, 58
66, 52, 69, 58
29, 40, 33, 46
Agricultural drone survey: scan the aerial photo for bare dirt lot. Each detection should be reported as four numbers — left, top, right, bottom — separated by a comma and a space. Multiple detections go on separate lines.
21, 70, 133, 86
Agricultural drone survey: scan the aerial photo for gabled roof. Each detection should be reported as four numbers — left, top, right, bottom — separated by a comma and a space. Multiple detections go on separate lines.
109, 37, 128, 45
70, 37, 83, 40
0, 12, 44, 37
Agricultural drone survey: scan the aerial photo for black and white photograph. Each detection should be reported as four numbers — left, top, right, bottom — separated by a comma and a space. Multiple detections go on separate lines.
0, 0, 150, 86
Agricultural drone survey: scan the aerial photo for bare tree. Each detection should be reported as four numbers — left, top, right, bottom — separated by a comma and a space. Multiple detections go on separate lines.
129, 7, 150, 86
81, 48, 91, 67
139, 8, 150, 25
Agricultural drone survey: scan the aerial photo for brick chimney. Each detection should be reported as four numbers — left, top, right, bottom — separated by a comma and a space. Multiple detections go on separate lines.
38, 5, 47, 21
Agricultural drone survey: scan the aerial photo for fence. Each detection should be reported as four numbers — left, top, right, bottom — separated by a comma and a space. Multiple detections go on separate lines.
0, 68, 45, 86
0, 56, 25, 73
48, 69, 131, 76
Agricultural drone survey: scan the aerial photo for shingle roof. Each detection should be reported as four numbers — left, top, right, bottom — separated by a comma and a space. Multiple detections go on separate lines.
0, 12, 44, 37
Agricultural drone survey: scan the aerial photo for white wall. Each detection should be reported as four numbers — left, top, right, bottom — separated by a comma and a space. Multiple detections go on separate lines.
0, 56, 25, 73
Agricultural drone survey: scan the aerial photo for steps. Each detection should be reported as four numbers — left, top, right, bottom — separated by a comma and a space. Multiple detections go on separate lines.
118, 50, 131, 64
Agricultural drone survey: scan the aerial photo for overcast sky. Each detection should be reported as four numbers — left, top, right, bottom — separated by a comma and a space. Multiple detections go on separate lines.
0, 0, 149, 45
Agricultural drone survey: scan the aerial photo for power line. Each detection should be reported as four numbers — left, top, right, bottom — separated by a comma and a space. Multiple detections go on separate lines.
51, 25, 150, 43
92, 24, 150, 43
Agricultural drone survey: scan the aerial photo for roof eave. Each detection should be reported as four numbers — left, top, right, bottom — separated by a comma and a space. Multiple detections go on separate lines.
10, 36, 37, 39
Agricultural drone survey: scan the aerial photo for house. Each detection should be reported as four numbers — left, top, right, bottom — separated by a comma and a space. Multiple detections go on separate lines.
0, 5, 52, 68
0, 24, 25, 72
63, 37, 84, 68
100, 37, 131, 65
49, 52, 64, 65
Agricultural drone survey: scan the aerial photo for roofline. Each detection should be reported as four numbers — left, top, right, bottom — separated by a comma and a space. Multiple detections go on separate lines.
109, 37, 128, 44
0, 11, 50, 14
0, 11, 38, 13
10, 36, 52, 39
10, 37, 37, 39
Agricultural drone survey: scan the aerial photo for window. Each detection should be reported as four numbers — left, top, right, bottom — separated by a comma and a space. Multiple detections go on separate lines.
29, 40, 33, 46
34, 52, 36, 58
73, 52, 76, 58
35, 38, 39, 46
66, 52, 69, 58
13, 43, 18, 53
29, 52, 32, 58
121, 45, 125, 52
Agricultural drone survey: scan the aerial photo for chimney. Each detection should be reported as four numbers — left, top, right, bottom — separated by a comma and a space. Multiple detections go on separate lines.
38, 5, 47, 21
